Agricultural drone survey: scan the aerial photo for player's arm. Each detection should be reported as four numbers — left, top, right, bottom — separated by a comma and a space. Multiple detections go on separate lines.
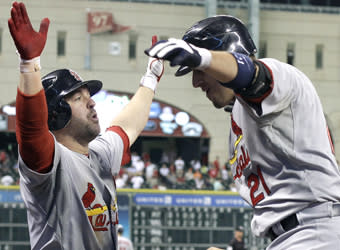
206, 51, 273, 103
145, 38, 273, 103
110, 37, 164, 146
8, 2, 54, 173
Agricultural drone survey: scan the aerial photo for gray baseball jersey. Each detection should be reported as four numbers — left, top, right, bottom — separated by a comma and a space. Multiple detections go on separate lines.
229, 58, 340, 237
19, 130, 127, 250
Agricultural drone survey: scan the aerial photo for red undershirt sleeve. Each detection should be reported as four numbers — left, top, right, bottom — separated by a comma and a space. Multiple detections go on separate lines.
16, 88, 54, 173
106, 126, 131, 166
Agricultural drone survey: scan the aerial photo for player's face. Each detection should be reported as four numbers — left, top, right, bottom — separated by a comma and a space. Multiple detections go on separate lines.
192, 70, 234, 109
65, 87, 100, 141
235, 230, 244, 241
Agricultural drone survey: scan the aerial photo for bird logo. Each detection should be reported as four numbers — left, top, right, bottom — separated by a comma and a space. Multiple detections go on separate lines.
82, 182, 96, 209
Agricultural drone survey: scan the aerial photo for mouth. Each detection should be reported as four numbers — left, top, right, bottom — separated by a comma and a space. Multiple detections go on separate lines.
90, 112, 99, 122
201, 87, 208, 92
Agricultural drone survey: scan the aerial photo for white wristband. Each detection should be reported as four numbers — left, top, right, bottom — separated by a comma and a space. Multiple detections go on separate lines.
196, 47, 212, 70
140, 75, 157, 92
19, 56, 41, 73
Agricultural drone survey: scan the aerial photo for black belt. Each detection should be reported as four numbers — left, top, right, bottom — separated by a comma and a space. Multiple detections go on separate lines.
266, 213, 299, 241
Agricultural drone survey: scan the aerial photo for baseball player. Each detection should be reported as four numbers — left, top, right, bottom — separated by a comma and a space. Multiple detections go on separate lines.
117, 224, 134, 250
8, 2, 163, 250
145, 15, 340, 249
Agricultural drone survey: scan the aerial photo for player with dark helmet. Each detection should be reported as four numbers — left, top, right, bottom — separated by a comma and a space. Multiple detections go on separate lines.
145, 15, 272, 113
175, 15, 257, 76
8, 2, 163, 249
42, 69, 102, 131
146, 15, 340, 250
172, 15, 259, 112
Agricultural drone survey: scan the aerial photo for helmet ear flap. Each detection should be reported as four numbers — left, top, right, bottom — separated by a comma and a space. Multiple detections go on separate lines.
48, 99, 72, 131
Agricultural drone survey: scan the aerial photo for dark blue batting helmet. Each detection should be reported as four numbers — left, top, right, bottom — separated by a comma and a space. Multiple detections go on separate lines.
42, 69, 102, 131
175, 15, 257, 76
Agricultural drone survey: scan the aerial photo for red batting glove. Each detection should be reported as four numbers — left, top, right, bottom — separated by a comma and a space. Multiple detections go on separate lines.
8, 2, 50, 60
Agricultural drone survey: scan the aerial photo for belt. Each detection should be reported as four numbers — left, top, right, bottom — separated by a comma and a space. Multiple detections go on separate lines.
266, 213, 299, 241
266, 202, 340, 241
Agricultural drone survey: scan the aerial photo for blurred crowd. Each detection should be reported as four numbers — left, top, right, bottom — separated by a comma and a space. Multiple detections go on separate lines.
116, 152, 236, 191
0, 147, 236, 191
0, 149, 19, 186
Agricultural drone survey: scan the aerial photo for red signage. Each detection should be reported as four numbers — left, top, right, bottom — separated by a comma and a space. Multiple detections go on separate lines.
87, 12, 130, 34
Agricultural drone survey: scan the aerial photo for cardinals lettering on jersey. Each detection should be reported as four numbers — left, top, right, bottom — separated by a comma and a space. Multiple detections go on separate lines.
229, 115, 271, 207
81, 182, 117, 231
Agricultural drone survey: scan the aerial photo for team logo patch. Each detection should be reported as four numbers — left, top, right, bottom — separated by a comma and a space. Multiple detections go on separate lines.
69, 69, 83, 82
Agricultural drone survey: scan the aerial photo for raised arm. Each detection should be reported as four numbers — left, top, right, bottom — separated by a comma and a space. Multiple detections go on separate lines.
8, 2, 53, 173
110, 37, 164, 146
8, 1, 49, 94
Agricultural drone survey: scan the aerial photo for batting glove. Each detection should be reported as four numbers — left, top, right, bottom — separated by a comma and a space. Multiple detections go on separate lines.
8, 2, 49, 72
144, 38, 211, 72
140, 36, 164, 92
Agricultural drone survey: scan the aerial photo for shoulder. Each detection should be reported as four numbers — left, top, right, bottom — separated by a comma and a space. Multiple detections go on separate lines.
258, 58, 282, 68
258, 58, 306, 80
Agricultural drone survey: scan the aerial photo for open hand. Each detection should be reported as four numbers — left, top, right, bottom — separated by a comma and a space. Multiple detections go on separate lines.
8, 2, 49, 60
144, 38, 211, 71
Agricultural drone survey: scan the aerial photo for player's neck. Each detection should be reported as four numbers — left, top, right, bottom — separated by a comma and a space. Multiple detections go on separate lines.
53, 131, 90, 155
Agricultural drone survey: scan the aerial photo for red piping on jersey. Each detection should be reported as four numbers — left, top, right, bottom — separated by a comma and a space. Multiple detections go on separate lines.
106, 126, 131, 166
16, 88, 54, 173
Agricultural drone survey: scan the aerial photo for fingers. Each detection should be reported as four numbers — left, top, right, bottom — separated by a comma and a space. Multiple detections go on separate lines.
171, 53, 190, 67
8, 18, 17, 40
146, 39, 193, 59
157, 43, 182, 58
150, 59, 164, 76
10, 3, 21, 30
19, 2, 31, 25
147, 40, 178, 58
39, 18, 50, 36
15, 2, 25, 24
146, 40, 167, 57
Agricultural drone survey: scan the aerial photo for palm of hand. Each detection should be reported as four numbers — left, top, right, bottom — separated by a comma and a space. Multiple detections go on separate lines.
8, 2, 49, 60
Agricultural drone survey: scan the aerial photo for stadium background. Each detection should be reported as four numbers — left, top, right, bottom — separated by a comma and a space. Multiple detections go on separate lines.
0, 0, 340, 249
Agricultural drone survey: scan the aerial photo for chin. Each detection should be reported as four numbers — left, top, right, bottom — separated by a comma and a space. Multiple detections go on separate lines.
211, 100, 226, 109
88, 125, 101, 138
212, 103, 223, 109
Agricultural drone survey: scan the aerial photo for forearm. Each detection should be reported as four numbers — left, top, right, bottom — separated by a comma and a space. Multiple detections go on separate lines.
16, 88, 54, 173
204, 51, 238, 84
19, 69, 43, 95
110, 86, 154, 145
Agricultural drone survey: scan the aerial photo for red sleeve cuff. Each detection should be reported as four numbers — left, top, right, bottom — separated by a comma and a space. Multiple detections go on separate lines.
107, 126, 131, 166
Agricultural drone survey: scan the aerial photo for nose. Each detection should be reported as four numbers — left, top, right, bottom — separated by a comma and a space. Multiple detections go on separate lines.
87, 98, 96, 109
192, 79, 201, 88
192, 70, 204, 88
